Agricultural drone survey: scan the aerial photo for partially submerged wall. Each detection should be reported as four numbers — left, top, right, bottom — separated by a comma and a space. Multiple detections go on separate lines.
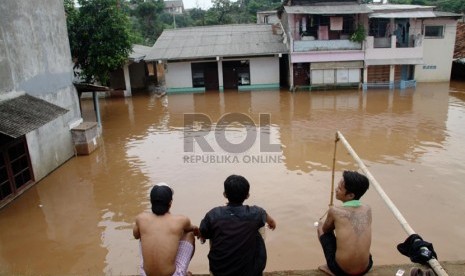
0, 0, 82, 181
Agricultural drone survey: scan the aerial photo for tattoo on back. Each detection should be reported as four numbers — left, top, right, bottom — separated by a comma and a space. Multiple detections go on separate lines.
338, 208, 370, 236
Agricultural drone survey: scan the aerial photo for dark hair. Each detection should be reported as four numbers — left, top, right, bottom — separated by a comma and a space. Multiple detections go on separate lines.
150, 185, 173, 215
343, 171, 369, 200
224, 174, 250, 204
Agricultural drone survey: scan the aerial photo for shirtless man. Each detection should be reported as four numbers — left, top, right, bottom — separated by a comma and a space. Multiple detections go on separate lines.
317, 171, 373, 276
133, 183, 199, 276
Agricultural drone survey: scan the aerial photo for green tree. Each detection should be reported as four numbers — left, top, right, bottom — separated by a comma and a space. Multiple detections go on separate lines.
131, 0, 165, 45
66, 0, 132, 85
204, 0, 242, 25
189, 8, 207, 26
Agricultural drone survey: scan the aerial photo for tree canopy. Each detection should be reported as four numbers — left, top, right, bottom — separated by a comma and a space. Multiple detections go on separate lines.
66, 0, 133, 85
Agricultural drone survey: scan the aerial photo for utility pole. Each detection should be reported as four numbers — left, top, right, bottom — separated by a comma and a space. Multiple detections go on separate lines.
173, 12, 176, 29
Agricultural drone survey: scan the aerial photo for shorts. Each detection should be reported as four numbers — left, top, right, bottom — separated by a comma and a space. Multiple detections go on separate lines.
319, 231, 373, 276
140, 240, 194, 276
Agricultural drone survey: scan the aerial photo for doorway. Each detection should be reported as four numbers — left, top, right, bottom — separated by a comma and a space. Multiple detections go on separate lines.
394, 19, 410, 48
191, 62, 219, 91
222, 60, 250, 90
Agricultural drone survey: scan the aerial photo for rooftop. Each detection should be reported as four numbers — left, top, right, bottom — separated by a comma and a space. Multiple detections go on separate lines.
145, 24, 287, 61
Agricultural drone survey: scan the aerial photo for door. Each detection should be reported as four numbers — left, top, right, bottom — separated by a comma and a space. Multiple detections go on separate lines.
394, 19, 410, 47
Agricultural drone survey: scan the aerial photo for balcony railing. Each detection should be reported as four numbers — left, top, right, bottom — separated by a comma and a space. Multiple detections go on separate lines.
367, 35, 423, 49
365, 35, 424, 64
293, 39, 362, 52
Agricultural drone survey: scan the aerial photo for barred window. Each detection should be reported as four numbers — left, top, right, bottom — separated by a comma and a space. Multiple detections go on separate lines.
424, 25, 444, 38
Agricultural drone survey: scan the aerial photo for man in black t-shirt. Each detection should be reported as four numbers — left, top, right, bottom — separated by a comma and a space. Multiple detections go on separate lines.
199, 175, 276, 276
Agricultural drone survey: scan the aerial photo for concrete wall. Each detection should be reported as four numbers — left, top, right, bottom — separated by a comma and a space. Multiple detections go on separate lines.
0, 0, 82, 181
250, 57, 280, 85
416, 19, 457, 82
166, 62, 193, 88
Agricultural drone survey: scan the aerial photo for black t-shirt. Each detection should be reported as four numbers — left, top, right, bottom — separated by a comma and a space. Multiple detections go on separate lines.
199, 204, 267, 276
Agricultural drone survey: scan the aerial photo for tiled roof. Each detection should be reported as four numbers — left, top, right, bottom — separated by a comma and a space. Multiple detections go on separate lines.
145, 24, 287, 61
0, 94, 68, 138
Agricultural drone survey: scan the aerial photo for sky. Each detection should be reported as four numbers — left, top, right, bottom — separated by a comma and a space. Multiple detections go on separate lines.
183, 0, 213, 10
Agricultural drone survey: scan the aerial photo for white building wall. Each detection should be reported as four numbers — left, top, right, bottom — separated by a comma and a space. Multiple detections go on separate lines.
166, 62, 193, 88
416, 19, 457, 82
0, 0, 82, 182
250, 57, 280, 85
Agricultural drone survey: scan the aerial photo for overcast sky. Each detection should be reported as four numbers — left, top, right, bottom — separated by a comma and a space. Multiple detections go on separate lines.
183, 0, 213, 10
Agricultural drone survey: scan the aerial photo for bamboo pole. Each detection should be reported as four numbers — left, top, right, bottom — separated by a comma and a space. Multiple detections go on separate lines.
330, 132, 339, 207
336, 131, 448, 276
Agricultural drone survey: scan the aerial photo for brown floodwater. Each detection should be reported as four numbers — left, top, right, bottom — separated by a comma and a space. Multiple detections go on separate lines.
1, 82, 465, 275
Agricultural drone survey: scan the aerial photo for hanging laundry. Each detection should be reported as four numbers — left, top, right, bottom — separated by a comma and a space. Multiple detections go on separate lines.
330, 17, 343, 31
318, 25, 329, 40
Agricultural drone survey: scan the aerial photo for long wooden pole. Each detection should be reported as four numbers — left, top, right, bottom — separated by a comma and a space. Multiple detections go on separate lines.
330, 132, 339, 207
336, 131, 448, 276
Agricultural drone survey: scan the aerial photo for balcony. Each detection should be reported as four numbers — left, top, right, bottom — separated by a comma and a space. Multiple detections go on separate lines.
293, 38, 362, 52
365, 35, 424, 65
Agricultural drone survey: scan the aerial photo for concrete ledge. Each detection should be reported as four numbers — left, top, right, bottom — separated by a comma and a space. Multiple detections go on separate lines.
192, 260, 465, 276
238, 84, 280, 91
167, 87, 206, 94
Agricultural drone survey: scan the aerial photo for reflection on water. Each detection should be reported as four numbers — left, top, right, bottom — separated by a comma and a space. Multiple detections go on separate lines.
1, 82, 465, 275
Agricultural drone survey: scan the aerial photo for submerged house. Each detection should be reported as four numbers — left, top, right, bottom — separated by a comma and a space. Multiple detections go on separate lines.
145, 24, 288, 93
0, 0, 82, 207
110, 44, 153, 96
279, 0, 461, 90
130, 1, 460, 93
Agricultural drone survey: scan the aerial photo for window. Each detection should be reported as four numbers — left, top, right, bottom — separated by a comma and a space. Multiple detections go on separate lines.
369, 18, 390, 38
0, 135, 34, 204
424, 26, 444, 38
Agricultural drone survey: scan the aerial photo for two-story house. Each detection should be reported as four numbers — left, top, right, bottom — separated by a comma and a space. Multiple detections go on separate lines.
279, 0, 461, 90
364, 5, 460, 89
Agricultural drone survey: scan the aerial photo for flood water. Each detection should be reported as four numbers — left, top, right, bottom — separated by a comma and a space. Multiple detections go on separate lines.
1, 82, 465, 275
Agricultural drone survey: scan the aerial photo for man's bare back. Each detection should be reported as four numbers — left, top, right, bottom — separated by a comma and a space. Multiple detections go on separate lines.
331, 205, 372, 274
317, 171, 373, 276
134, 212, 192, 276
133, 184, 197, 276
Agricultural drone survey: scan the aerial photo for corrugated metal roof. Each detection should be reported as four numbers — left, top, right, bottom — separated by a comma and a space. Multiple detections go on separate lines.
369, 10, 436, 18
367, 5, 461, 18
129, 44, 152, 62
367, 4, 435, 11
145, 24, 287, 61
284, 4, 372, 14
0, 94, 68, 138
434, 11, 463, 18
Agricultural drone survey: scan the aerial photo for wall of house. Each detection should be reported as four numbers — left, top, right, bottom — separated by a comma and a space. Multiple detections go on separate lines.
166, 62, 193, 88
250, 57, 280, 86
416, 19, 457, 82
0, 0, 82, 181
